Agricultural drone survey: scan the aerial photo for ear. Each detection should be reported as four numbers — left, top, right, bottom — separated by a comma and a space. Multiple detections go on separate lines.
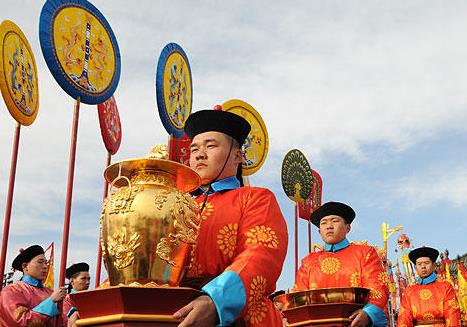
346, 224, 351, 234
232, 148, 243, 165
22, 262, 28, 272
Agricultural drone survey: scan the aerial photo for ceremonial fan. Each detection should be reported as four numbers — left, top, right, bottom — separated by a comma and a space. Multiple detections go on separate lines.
155, 42, 192, 164
0, 20, 39, 289
281, 149, 313, 273
94, 96, 122, 286
221, 99, 269, 184
39, 0, 121, 285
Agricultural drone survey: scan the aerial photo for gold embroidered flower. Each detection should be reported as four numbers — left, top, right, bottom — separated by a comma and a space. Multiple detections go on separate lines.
369, 288, 383, 299
217, 224, 238, 259
200, 202, 214, 220
378, 271, 389, 285
320, 257, 341, 275
423, 313, 434, 321
419, 289, 432, 300
309, 282, 318, 290
446, 318, 451, 327
15, 306, 28, 320
438, 301, 444, 312
246, 276, 268, 324
246, 225, 279, 249
350, 272, 362, 287
448, 298, 459, 309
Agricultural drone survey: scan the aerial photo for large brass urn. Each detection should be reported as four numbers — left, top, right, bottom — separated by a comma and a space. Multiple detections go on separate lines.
100, 146, 201, 287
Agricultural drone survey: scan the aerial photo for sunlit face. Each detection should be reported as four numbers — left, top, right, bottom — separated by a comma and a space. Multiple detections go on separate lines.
189, 131, 242, 186
415, 257, 435, 278
319, 215, 350, 244
70, 271, 91, 291
22, 254, 48, 281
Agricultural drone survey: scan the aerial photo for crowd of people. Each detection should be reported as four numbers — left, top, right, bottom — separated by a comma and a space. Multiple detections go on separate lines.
0, 110, 463, 326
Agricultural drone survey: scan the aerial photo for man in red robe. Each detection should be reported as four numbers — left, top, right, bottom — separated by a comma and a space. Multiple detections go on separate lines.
62, 262, 91, 326
397, 247, 461, 327
174, 109, 288, 326
0, 245, 67, 326
293, 202, 389, 327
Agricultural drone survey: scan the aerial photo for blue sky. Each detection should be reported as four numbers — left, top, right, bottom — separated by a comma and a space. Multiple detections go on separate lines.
1, 1, 467, 291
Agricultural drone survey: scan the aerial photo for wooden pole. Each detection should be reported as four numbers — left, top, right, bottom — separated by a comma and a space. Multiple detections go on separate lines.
59, 98, 80, 286
294, 203, 298, 275
94, 152, 111, 287
0, 123, 21, 290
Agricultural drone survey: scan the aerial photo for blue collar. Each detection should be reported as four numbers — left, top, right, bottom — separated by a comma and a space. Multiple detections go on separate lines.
324, 238, 350, 253
417, 272, 437, 285
70, 288, 77, 293
193, 176, 240, 196
22, 275, 44, 288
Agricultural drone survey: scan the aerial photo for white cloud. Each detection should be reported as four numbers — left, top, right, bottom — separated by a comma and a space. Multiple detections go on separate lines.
383, 165, 467, 210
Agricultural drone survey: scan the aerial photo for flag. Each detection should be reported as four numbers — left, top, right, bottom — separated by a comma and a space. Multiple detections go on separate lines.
446, 262, 452, 285
457, 262, 467, 314
98, 277, 110, 288
43, 242, 54, 289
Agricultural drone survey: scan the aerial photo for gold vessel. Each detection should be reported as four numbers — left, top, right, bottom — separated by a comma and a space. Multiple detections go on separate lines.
100, 145, 201, 287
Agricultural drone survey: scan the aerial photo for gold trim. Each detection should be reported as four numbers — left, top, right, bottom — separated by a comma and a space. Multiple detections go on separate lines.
289, 318, 350, 327
76, 313, 181, 326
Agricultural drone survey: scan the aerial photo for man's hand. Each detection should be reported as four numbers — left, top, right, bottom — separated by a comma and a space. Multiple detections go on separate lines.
67, 311, 80, 327
174, 295, 218, 327
50, 286, 67, 302
349, 309, 370, 327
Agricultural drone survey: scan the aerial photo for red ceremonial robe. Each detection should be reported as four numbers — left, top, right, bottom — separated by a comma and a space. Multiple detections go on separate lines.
293, 240, 389, 327
0, 277, 60, 326
397, 273, 461, 327
184, 177, 288, 326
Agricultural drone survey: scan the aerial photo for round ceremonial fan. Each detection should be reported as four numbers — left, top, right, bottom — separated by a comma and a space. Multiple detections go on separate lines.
281, 149, 313, 203
39, 0, 121, 104
155, 42, 192, 138
0, 20, 39, 125
222, 99, 269, 176
97, 96, 122, 155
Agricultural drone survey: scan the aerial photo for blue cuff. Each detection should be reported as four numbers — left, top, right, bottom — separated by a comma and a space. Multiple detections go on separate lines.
202, 270, 246, 326
363, 303, 387, 327
67, 306, 78, 318
32, 297, 60, 317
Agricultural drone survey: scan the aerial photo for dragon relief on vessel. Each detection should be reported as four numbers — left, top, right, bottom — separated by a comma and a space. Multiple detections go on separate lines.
131, 171, 172, 186
154, 190, 170, 211
107, 184, 143, 214
156, 191, 200, 266
107, 227, 141, 270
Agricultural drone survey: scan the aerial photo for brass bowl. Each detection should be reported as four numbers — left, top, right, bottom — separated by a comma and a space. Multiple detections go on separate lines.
274, 287, 370, 311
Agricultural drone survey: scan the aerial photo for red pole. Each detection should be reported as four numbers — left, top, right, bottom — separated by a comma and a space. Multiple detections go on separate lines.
308, 220, 312, 253
59, 98, 80, 287
294, 203, 298, 275
0, 123, 21, 290
94, 151, 111, 287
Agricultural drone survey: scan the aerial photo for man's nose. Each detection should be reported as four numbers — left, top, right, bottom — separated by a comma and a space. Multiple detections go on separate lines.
196, 149, 207, 160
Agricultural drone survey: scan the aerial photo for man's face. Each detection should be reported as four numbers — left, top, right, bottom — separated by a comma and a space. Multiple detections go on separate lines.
189, 131, 242, 185
22, 254, 48, 281
71, 271, 91, 291
319, 215, 350, 244
415, 257, 435, 278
